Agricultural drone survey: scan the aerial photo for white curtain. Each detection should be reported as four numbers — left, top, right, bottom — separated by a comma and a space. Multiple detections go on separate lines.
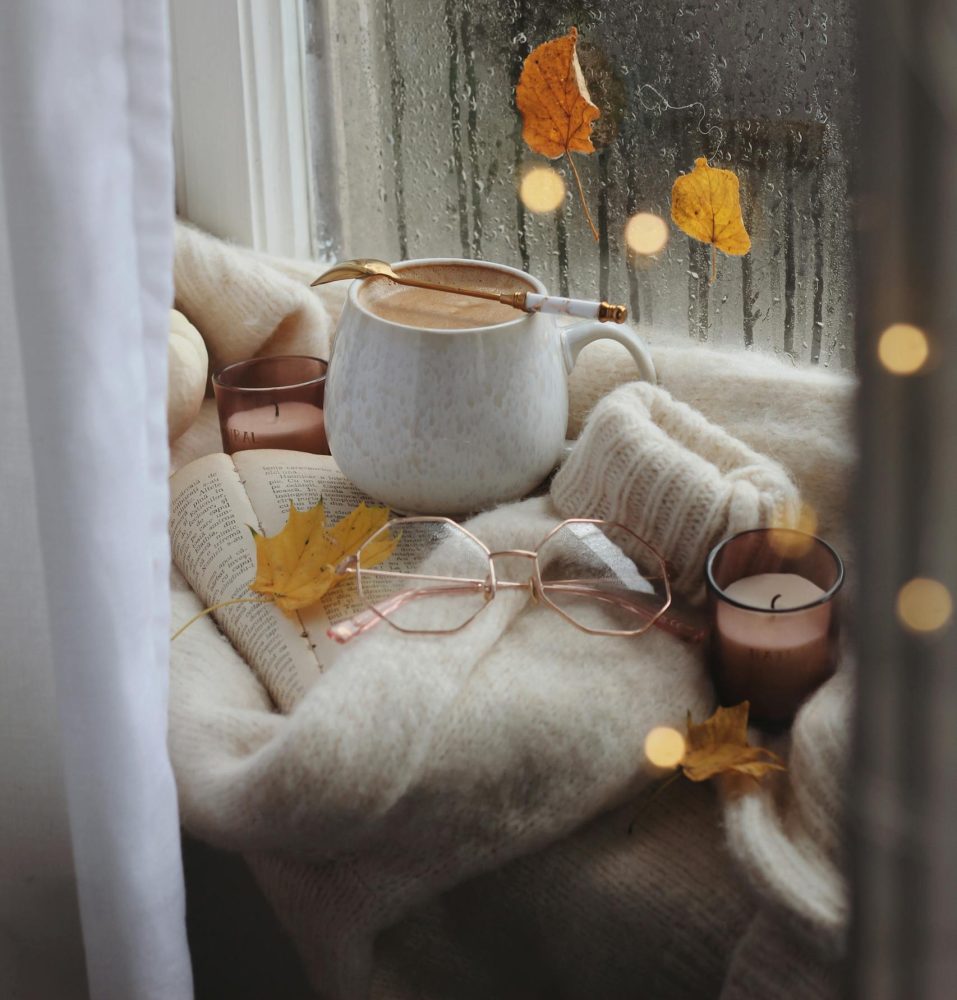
0, 3, 192, 998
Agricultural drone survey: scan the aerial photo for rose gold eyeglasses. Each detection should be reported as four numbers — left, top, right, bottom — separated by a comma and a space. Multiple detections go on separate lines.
327, 516, 706, 645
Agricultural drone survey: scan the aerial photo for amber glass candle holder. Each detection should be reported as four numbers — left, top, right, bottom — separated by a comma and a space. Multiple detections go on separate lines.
705, 528, 844, 727
212, 356, 329, 455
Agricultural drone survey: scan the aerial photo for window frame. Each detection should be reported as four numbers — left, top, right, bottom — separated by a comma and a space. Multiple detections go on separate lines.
170, 0, 315, 258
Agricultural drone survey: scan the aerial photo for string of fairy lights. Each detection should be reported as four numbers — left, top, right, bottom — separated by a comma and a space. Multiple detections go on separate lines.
876, 323, 953, 636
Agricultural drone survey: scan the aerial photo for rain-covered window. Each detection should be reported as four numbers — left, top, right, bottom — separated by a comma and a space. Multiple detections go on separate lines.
302, 0, 858, 367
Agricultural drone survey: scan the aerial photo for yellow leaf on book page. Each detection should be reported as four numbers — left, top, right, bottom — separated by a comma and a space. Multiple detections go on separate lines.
680, 702, 785, 782
250, 500, 396, 614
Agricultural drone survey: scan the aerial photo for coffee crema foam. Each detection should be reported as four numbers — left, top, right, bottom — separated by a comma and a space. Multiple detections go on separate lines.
358, 263, 535, 330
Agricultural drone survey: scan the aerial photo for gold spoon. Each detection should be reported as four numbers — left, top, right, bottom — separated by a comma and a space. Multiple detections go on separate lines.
311, 258, 627, 323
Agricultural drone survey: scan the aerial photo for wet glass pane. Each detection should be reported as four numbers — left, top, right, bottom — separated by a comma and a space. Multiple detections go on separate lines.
303, 0, 858, 366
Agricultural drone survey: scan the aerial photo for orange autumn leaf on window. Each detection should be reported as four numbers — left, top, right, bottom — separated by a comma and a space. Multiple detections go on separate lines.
250, 500, 396, 614
516, 27, 600, 240
516, 27, 599, 158
680, 702, 785, 782
671, 157, 751, 283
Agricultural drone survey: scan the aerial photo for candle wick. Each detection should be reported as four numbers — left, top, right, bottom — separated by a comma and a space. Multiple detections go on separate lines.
770, 594, 782, 609
274, 401, 279, 418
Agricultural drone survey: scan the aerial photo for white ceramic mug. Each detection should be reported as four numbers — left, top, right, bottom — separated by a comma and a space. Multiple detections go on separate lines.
324, 257, 656, 514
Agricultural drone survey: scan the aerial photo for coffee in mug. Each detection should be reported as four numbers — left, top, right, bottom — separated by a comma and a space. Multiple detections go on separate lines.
359, 262, 531, 330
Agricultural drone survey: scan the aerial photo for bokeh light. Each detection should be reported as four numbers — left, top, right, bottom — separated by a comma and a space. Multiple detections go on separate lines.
768, 503, 819, 558
625, 212, 670, 255
519, 167, 566, 213
644, 726, 686, 768
896, 577, 953, 634
877, 323, 929, 375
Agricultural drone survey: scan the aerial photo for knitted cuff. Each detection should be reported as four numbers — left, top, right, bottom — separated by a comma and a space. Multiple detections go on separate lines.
551, 382, 800, 598
173, 222, 331, 374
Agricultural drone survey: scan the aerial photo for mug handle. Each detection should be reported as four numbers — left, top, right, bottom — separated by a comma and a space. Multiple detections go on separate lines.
559, 320, 657, 384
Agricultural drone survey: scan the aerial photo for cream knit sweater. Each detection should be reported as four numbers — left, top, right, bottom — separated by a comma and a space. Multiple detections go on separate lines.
169, 222, 854, 1000
552, 381, 801, 597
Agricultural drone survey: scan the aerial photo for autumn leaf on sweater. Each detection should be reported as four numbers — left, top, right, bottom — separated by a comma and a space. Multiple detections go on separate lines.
671, 157, 751, 283
680, 702, 785, 782
516, 27, 601, 240
627, 700, 783, 835
250, 500, 396, 613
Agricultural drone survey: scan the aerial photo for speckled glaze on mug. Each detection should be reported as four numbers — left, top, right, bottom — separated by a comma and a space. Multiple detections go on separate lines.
324, 258, 657, 514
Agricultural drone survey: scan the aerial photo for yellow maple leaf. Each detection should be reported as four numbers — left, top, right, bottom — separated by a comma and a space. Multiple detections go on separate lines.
250, 500, 396, 614
516, 27, 600, 240
680, 702, 785, 782
671, 157, 751, 283
627, 701, 782, 835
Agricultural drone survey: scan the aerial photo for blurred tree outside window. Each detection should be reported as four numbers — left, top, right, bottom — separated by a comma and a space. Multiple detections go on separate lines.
303, 0, 858, 367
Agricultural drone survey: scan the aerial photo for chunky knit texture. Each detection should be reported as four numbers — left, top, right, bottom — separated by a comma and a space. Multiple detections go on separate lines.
567, 340, 855, 568
722, 668, 850, 950
552, 381, 800, 597
169, 225, 856, 999
170, 497, 714, 998
173, 221, 335, 375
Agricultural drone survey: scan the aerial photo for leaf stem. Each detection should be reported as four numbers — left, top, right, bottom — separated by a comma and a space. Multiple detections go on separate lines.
171, 596, 273, 642
709, 243, 717, 285
565, 150, 599, 242
626, 768, 683, 835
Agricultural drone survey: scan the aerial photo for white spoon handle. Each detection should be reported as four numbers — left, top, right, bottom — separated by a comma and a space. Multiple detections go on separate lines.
524, 292, 627, 323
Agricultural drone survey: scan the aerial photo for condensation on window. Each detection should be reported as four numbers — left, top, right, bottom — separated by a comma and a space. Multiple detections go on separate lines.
303, 0, 858, 367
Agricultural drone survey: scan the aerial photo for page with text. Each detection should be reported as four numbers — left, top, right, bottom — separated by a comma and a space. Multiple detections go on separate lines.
232, 450, 384, 665
169, 453, 321, 712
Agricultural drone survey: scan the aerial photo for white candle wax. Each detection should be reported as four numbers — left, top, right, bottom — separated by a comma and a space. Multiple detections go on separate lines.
722, 572, 825, 612
225, 401, 327, 454
714, 572, 832, 723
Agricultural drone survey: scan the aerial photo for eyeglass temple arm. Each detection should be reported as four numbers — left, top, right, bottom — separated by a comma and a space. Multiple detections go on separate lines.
327, 581, 486, 643
541, 580, 709, 643
328, 578, 707, 645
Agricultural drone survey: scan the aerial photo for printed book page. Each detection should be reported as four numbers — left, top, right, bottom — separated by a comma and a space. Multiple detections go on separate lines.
231, 450, 378, 667
169, 453, 322, 713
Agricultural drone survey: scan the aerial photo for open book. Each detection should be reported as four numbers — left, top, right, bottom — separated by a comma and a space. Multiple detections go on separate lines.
170, 450, 377, 713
